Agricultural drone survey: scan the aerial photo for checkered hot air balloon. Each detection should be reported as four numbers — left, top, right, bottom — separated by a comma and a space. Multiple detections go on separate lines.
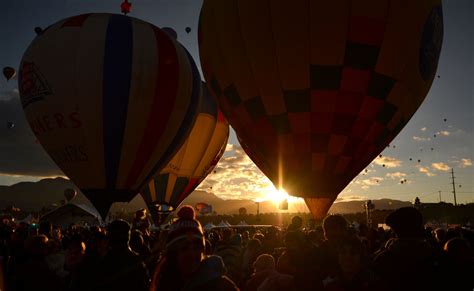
19, 13, 201, 219
141, 83, 229, 224
199, 0, 443, 220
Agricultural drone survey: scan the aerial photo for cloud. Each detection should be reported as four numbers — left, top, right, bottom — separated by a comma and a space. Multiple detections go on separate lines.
431, 162, 450, 172
421, 127, 427, 132
335, 195, 368, 202
355, 177, 383, 189
373, 156, 402, 168
198, 143, 272, 200
459, 158, 472, 168
386, 172, 407, 179
0, 94, 63, 177
436, 131, 450, 136
413, 136, 431, 142
418, 166, 436, 177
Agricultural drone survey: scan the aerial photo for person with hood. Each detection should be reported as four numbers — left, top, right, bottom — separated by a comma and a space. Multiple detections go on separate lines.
151, 205, 239, 291
373, 207, 443, 291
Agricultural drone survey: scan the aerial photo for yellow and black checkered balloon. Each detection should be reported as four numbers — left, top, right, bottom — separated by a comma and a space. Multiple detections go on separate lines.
199, 0, 443, 219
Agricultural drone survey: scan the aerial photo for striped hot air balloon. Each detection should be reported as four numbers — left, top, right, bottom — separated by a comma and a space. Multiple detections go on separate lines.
141, 83, 229, 223
199, 0, 443, 220
19, 13, 201, 218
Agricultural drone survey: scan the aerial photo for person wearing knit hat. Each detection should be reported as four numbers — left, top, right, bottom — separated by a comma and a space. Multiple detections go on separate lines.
150, 206, 238, 291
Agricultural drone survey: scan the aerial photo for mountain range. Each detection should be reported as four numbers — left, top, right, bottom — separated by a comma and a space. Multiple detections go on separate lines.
0, 177, 412, 214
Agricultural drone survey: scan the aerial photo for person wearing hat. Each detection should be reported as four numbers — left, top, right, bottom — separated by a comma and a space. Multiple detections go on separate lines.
150, 205, 239, 291
92, 219, 149, 291
373, 207, 443, 291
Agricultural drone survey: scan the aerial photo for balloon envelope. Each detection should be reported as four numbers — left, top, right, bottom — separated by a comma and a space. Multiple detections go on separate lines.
19, 14, 201, 219
3, 67, 16, 81
64, 188, 77, 202
141, 83, 229, 221
199, 0, 443, 219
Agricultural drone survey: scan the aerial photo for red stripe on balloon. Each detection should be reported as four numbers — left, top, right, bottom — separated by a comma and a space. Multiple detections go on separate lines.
61, 14, 92, 28
124, 27, 179, 188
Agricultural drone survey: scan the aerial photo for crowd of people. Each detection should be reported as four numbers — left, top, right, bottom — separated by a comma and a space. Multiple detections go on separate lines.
0, 206, 472, 291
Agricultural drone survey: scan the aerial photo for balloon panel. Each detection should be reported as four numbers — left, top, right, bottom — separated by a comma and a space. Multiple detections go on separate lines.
141, 85, 229, 208
19, 14, 200, 217
199, 0, 443, 210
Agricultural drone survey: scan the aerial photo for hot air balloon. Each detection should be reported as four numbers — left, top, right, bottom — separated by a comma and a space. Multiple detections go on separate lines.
3, 67, 16, 81
199, 0, 443, 220
34, 27, 43, 35
195, 202, 213, 215
185, 27, 192, 34
64, 188, 77, 202
19, 14, 201, 219
121, 0, 132, 15
141, 83, 229, 224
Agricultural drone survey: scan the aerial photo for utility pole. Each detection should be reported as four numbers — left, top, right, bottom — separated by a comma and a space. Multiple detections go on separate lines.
451, 168, 457, 206
438, 191, 442, 203
256, 201, 260, 222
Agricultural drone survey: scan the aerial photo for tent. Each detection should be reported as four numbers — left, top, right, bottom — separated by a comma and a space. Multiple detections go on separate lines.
204, 222, 216, 231
224, 221, 232, 227
40, 203, 101, 229
237, 221, 248, 226
217, 221, 228, 227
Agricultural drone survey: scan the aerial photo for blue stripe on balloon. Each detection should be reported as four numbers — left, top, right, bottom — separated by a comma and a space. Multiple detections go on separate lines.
103, 15, 133, 189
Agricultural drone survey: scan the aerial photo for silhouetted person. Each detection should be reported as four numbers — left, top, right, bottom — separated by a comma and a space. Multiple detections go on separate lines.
93, 220, 149, 291
245, 254, 294, 291
441, 238, 473, 290
319, 215, 350, 279
373, 207, 442, 291
151, 206, 238, 291
14, 235, 62, 291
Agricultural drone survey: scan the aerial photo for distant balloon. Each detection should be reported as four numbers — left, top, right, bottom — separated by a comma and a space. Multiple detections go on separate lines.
392, 145, 396, 148
409, 158, 413, 161
434, 134, 437, 138
121, 0, 132, 15
379, 155, 383, 158
162, 27, 178, 40
34, 27, 43, 35
431, 147, 434, 151
213, 170, 217, 174
382, 164, 386, 167
418, 159, 421, 163
185, 27, 191, 34
6, 122, 15, 129
443, 118, 447, 122
64, 188, 77, 202
3, 67, 16, 81
365, 169, 368, 172
437, 75, 440, 78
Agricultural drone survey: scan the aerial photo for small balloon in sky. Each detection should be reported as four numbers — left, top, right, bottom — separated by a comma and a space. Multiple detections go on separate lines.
382, 164, 386, 167
443, 118, 447, 122
365, 169, 368, 172
213, 170, 217, 174
434, 134, 437, 138
409, 158, 413, 161
437, 75, 440, 78
379, 154, 382, 158
121, 0, 132, 15
431, 147, 434, 151
185, 27, 192, 34
3, 67, 16, 81
392, 145, 396, 148
418, 159, 421, 163
34, 27, 43, 35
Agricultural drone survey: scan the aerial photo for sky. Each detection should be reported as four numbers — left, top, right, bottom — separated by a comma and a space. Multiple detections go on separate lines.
1, 0, 473, 207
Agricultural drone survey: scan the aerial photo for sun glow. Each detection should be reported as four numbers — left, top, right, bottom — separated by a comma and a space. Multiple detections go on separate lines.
262, 186, 302, 204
